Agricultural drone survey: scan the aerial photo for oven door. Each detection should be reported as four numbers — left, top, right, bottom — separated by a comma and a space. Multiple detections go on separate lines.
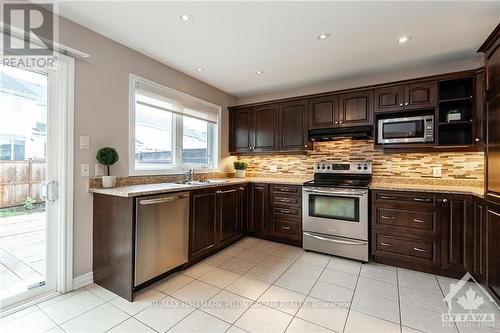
378, 117, 428, 144
302, 187, 368, 241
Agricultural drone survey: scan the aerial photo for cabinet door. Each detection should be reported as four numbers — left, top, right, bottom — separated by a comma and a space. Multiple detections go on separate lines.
439, 195, 474, 275
338, 90, 373, 127
486, 202, 500, 300
473, 199, 486, 282
250, 183, 268, 235
218, 186, 241, 244
374, 85, 404, 112
308, 95, 338, 129
253, 105, 277, 152
404, 81, 437, 110
230, 109, 253, 153
189, 189, 217, 258
278, 99, 310, 150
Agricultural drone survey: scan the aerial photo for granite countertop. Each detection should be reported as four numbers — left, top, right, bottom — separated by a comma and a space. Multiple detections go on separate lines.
370, 182, 485, 197
89, 177, 310, 197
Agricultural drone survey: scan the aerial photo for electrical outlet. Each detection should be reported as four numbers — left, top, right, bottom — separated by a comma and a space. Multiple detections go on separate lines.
433, 166, 442, 178
270, 165, 278, 173
95, 164, 105, 176
80, 163, 89, 177
79, 136, 89, 149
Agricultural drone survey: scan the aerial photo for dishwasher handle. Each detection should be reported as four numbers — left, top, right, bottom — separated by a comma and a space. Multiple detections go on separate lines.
139, 193, 189, 205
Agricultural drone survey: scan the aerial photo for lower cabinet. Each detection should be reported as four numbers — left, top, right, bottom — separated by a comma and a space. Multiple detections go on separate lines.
249, 183, 302, 245
372, 190, 475, 278
189, 184, 247, 260
485, 200, 500, 302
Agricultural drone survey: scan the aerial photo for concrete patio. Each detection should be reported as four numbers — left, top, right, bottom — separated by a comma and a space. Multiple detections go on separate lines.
0, 212, 45, 300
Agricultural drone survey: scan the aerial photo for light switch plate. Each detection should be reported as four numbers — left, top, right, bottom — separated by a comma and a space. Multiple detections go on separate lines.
270, 165, 278, 173
95, 164, 105, 176
79, 136, 89, 149
80, 163, 90, 177
433, 166, 442, 178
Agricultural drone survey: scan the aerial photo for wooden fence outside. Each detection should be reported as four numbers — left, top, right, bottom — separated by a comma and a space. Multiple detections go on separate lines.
0, 160, 46, 208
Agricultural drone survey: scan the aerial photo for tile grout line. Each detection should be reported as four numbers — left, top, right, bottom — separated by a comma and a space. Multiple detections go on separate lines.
340, 261, 362, 333
396, 267, 403, 333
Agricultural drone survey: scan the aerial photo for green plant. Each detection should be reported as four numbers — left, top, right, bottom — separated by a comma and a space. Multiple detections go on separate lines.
96, 147, 119, 176
233, 161, 248, 170
24, 196, 36, 210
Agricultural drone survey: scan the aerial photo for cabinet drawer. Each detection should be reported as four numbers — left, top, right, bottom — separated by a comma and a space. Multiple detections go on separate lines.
271, 185, 301, 196
375, 207, 434, 231
376, 234, 434, 260
374, 191, 435, 205
273, 207, 300, 221
272, 220, 299, 237
273, 196, 300, 206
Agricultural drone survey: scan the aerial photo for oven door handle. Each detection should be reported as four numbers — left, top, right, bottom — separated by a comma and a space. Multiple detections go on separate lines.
303, 232, 367, 245
303, 188, 368, 196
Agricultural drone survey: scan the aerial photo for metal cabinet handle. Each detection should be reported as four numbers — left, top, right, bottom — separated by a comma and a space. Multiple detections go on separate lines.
413, 197, 431, 202
380, 242, 392, 247
413, 247, 428, 252
438, 198, 448, 203
239, 187, 245, 191
281, 226, 291, 230
304, 144, 308, 148
380, 215, 395, 220
278, 209, 292, 214
399, 103, 403, 106
475, 138, 480, 142
413, 218, 426, 223
405, 102, 409, 106
379, 195, 395, 200
339, 121, 343, 124
216, 190, 222, 194
335, 121, 339, 124
139, 193, 188, 205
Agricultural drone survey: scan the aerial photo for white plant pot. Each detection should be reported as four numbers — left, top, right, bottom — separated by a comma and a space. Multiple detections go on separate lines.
235, 170, 246, 178
102, 175, 117, 188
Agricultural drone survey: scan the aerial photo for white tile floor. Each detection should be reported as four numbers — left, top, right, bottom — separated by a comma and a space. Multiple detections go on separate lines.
2, 237, 500, 333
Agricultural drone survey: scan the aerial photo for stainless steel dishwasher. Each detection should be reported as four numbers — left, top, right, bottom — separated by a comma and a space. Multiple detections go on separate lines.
134, 191, 189, 287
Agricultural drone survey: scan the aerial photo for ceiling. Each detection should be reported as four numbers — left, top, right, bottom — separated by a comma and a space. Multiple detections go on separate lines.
58, 1, 500, 98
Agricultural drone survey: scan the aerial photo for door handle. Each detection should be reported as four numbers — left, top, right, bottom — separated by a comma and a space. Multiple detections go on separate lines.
277, 209, 292, 214
379, 195, 395, 200
413, 197, 431, 202
380, 215, 395, 219
46, 180, 58, 202
413, 218, 426, 223
139, 193, 188, 205
413, 247, 428, 252
281, 226, 291, 230
380, 242, 392, 247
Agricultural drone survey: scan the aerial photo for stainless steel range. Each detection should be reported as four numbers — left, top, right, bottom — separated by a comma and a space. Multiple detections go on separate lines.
302, 161, 372, 262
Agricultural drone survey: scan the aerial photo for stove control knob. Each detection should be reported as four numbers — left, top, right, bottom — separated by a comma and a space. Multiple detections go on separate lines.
357, 164, 362, 170
322, 166, 326, 169
364, 166, 368, 170
316, 165, 320, 169
327, 166, 331, 170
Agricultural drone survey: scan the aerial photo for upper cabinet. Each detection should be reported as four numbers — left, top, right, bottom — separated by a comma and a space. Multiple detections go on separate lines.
253, 104, 278, 152
309, 95, 338, 129
229, 108, 253, 153
278, 99, 310, 150
338, 90, 374, 127
375, 81, 437, 112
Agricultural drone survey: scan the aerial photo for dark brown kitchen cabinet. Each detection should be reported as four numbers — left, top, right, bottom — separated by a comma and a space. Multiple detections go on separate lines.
338, 90, 374, 127
372, 190, 475, 278
249, 183, 269, 236
189, 188, 218, 259
375, 81, 437, 112
309, 94, 338, 129
253, 104, 278, 152
229, 108, 253, 153
474, 70, 485, 147
485, 201, 500, 301
278, 99, 311, 150
218, 186, 241, 244
439, 194, 474, 276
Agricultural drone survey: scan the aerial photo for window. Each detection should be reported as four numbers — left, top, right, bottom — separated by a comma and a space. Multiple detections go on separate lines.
130, 75, 220, 174
0, 137, 25, 161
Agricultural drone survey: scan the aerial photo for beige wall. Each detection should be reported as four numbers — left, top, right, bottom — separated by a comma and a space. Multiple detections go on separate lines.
235, 57, 484, 105
58, 18, 237, 277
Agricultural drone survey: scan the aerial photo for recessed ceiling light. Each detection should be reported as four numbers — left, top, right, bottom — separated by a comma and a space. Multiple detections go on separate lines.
397, 36, 410, 44
255, 70, 264, 75
180, 14, 193, 22
317, 33, 330, 40
196, 67, 204, 72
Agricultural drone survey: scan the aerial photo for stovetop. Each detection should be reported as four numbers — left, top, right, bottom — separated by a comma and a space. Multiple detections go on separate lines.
305, 161, 372, 189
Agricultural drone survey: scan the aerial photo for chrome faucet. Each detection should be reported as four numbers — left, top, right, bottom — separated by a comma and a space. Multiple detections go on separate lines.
183, 168, 195, 183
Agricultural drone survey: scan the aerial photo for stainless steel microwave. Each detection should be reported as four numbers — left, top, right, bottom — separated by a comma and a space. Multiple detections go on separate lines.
377, 115, 434, 144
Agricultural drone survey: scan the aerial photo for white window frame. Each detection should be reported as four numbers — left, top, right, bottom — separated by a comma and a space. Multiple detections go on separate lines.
129, 74, 221, 176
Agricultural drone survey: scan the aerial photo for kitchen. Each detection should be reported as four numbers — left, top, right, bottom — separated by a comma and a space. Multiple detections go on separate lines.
0, 2, 499, 333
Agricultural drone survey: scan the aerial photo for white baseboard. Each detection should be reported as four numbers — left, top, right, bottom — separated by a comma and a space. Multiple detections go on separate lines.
72, 272, 93, 290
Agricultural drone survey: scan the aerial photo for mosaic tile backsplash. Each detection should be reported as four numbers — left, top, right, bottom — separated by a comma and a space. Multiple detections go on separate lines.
238, 139, 484, 183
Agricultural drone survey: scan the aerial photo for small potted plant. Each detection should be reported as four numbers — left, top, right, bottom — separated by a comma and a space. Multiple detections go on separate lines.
233, 161, 248, 178
96, 147, 119, 188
